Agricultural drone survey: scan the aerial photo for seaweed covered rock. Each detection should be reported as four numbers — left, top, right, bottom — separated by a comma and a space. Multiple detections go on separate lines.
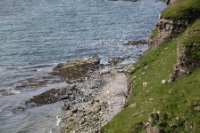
51, 55, 100, 82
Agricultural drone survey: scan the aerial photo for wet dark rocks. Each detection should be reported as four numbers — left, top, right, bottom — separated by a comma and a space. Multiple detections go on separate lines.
13, 75, 63, 91
123, 40, 148, 46
25, 75, 100, 108
25, 85, 84, 107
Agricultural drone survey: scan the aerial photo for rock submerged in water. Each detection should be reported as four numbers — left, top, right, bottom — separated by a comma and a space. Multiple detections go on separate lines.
25, 85, 84, 107
51, 55, 100, 82
123, 40, 148, 46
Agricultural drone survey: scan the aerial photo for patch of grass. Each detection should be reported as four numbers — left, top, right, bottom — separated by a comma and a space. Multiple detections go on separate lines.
149, 27, 159, 45
156, 67, 200, 133
161, 0, 200, 20
150, 27, 159, 39
102, 20, 200, 133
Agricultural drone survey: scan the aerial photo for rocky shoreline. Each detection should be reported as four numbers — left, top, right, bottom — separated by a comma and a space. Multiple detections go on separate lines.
0, 38, 146, 132
18, 55, 134, 133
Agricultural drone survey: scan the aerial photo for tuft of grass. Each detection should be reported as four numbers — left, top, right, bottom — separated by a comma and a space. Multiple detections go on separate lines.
150, 27, 158, 38
148, 27, 159, 46
161, 0, 200, 20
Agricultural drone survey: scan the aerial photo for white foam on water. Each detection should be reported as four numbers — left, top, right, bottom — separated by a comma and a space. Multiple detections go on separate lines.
36, 67, 52, 72
10, 90, 20, 94
0, 67, 5, 72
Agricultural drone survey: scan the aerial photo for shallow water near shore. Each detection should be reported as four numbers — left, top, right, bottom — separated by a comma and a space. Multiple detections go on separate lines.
0, 0, 165, 132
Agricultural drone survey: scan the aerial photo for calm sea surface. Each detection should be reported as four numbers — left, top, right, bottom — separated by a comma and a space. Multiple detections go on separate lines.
0, 0, 165, 132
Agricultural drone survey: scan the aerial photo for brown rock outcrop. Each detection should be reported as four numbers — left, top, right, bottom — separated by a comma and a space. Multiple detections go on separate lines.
150, 19, 189, 46
169, 46, 188, 81
169, 43, 200, 82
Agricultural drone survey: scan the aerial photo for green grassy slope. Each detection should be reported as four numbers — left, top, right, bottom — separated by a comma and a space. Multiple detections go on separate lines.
102, 0, 200, 132
161, 0, 200, 20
